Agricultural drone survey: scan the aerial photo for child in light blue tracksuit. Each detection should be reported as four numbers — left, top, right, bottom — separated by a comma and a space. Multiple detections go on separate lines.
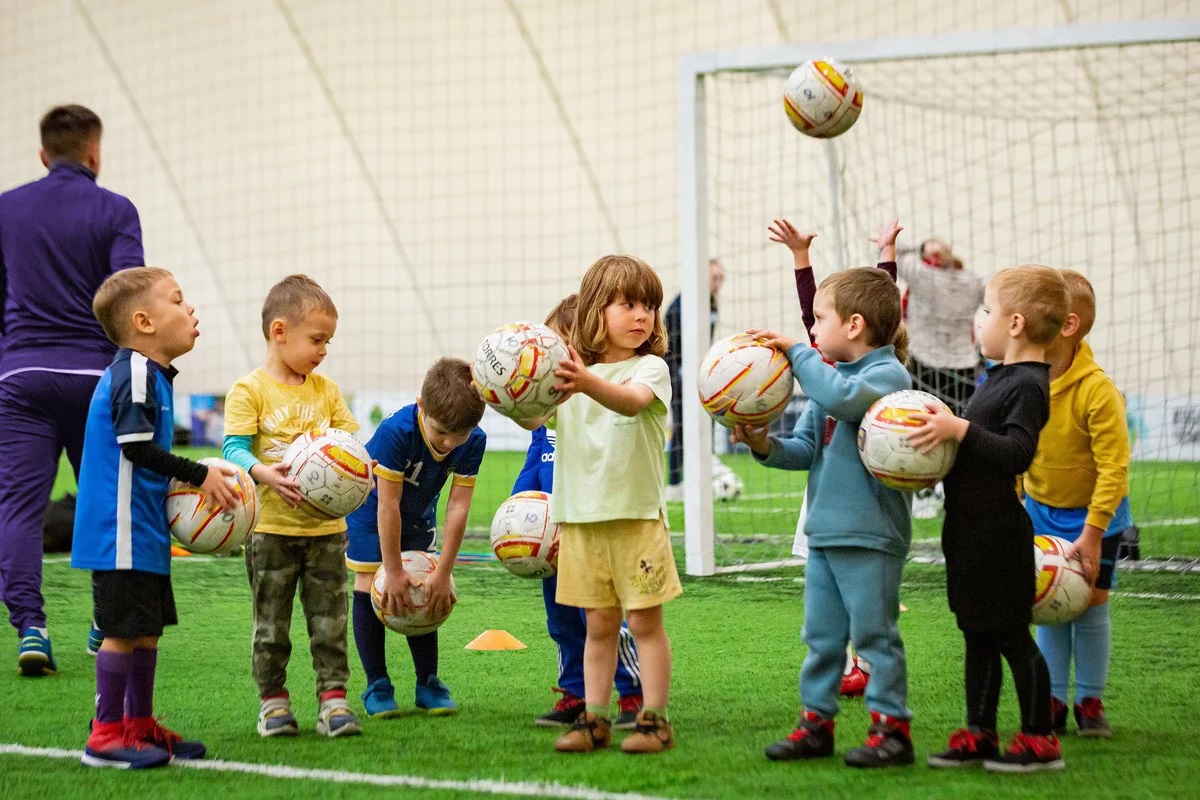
734, 267, 913, 768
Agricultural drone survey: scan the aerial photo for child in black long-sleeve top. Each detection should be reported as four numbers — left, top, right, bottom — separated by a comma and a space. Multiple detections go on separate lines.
907, 265, 1070, 774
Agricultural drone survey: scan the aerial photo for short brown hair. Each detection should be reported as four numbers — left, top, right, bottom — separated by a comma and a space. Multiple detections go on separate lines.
261, 275, 338, 339
818, 268, 909, 364
421, 358, 485, 432
1059, 269, 1097, 339
544, 294, 578, 337
40, 105, 102, 163
93, 266, 174, 345
572, 255, 667, 366
989, 265, 1070, 346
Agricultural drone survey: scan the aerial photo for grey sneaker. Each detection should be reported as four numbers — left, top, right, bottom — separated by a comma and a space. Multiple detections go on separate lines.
257, 696, 300, 737
316, 696, 362, 738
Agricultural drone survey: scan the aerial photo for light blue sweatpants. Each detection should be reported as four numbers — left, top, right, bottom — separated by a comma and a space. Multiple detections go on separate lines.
800, 546, 910, 721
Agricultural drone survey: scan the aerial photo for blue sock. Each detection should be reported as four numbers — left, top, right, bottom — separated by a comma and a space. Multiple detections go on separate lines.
1073, 603, 1111, 701
352, 591, 388, 685
1035, 620, 1073, 703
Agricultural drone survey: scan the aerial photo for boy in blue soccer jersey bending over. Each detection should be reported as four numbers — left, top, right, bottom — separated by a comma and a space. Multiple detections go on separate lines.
515, 295, 643, 728
347, 358, 486, 717
72, 267, 239, 769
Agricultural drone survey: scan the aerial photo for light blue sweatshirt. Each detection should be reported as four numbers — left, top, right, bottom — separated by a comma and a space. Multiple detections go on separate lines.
758, 344, 913, 558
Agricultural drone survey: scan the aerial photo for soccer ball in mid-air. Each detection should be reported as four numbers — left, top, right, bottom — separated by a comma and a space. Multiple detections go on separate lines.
471, 322, 570, 423
783, 58, 864, 139
490, 490, 560, 579
370, 551, 456, 636
284, 428, 373, 519
698, 332, 794, 429
858, 390, 957, 491
166, 457, 258, 555
1032, 535, 1091, 625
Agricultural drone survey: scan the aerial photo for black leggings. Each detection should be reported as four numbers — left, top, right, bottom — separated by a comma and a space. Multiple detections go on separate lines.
964, 626, 1053, 734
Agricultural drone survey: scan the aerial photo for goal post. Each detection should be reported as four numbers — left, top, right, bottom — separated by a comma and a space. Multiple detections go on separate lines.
679, 19, 1200, 577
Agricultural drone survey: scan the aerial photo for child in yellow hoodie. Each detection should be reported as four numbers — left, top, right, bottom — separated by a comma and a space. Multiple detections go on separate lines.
1023, 270, 1130, 740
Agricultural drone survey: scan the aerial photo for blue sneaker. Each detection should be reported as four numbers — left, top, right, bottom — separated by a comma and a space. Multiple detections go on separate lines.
415, 675, 457, 716
361, 677, 403, 719
87, 625, 104, 656
126, 716, 207, 760
18, 627, 57, 676
81, 720, 170, 769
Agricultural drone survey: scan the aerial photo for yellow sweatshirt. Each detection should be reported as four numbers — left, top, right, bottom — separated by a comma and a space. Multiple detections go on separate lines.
1023, 340, 1130, 530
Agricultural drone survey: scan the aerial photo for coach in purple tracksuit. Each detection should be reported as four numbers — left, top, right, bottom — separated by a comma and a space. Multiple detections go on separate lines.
0, 105, 143, 676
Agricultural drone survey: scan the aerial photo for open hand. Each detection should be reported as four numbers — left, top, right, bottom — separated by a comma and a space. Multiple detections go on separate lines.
768, 219, 817, 253
553, 345, 591, 400
746, 328, 799, 353
254, 461, 303, 508
424, 566, 458, 620
869, 219, 904, 255
906, 404, 968, 453
380, 567, 418, 615
200, 463, 241, 512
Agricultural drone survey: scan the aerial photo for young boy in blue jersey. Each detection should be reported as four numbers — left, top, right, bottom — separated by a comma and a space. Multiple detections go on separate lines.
347, 357, 486, 717
223, 275, 362, 739
515, 296, 643, 728
72, 267, 239, 769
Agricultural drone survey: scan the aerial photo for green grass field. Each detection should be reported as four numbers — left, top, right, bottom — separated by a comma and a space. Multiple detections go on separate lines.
7, 448, 1200, 798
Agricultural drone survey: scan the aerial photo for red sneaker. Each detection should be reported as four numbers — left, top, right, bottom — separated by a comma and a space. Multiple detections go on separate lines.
1075, 697, 1112, 739
124, 716, 207, 760
81, 719, 170, 769
535, 687, 585, 727
984, 732, 1064, 773
615, 693, 644, 730
840, 666, 869, 697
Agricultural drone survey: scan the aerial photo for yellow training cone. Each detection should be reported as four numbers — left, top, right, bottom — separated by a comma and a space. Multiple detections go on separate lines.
899, 603, 909, 613
465, 630, 527, 651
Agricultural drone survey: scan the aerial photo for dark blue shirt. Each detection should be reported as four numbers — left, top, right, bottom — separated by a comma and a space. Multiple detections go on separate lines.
0, 161, 143, 376
71, 349, 178, 575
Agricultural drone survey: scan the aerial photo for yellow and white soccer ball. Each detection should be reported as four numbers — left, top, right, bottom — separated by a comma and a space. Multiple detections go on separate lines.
471, 322, 570, 423
166, 457, 258, 555
284, 428, 373, 519
370, 551, 456, 636
697, 332, 793, 429
490, 490, 560, 579
858, 390, 957, 491
1033, 535, 1091, 625
783, 58, 864, 139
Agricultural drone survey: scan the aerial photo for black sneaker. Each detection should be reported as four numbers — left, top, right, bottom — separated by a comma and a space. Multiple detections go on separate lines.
984, 732, 1065, 773
1051, 696, 1068, 735
927, 727, 1000, 768
844, 712, 914, 768
536, 687, 585, 727
1075, 697, 1113, 739
765, 712, 834, 761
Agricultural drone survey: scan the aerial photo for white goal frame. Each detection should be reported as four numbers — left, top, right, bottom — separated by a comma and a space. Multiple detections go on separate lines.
678, 18, 1200, 576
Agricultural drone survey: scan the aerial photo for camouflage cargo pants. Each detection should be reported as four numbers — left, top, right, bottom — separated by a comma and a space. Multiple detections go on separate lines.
245, 532, 350, 698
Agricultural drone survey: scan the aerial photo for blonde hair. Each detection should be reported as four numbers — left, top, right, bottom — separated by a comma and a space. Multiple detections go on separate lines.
92, 266, 174, 345
420, 357, 485, 433
989, 265, 1070, 346
817, 268, 908, 364
544, 294, 578, 338
261, 274, 338, 339
1059, 269, 1097, 339
572, 255, 667, 365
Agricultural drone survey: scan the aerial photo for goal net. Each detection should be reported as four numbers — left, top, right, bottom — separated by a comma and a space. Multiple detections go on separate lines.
680, 23, 1200, 574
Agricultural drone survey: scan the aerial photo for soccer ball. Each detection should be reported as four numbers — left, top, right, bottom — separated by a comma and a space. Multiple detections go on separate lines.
1033, 535, 1091, 625
166, 458, 258, 555
698, 332, 794, 429
471, 322, 570, 422
713, 470, 744, 502
783, 58, 864, 139
490, 490, 560, 579
858, 390, 957, 491
370, 551, 456, 636
284, 428, 373, 519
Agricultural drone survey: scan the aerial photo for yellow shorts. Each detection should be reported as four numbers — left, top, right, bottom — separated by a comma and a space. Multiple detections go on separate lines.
555, 517, 682, 610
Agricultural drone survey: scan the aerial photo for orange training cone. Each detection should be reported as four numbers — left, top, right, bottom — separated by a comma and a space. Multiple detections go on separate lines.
465, 630, 527, 651
171, 545, 192, 557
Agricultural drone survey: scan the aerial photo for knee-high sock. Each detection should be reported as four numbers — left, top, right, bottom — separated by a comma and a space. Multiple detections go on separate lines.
352, 591, 388, 685
126, 647, 157, 719
95, 650, 131, 724
406, 630, 438, 683
1035, 621, 1073, 703
1073, 603, 1112, 701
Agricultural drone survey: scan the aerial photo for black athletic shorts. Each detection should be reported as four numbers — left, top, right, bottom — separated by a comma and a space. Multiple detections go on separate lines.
92, 569, 178, 639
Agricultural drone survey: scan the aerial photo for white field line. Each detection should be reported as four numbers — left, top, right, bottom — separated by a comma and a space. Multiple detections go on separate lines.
0, 743, 690, 800
1138, 517, 1200, 528
732, 575, 1200, 602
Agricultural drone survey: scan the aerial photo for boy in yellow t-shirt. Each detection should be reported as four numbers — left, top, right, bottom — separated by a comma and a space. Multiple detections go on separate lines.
222, 275, 361, 739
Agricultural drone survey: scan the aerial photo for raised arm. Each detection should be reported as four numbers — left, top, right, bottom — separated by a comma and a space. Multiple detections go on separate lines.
769, 219, 819, 344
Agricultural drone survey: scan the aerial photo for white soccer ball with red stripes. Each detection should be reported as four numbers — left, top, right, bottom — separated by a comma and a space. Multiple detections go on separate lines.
370, 551, 456, 636
1033, 535, 1091, 625
858, 390, 957, 491
471, 322, 570, 423
167, 457, 258, 555
783, 58, 864, 139
490, 490, 560, 579
697, 332, 793, 429
284, 428, 373, 519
